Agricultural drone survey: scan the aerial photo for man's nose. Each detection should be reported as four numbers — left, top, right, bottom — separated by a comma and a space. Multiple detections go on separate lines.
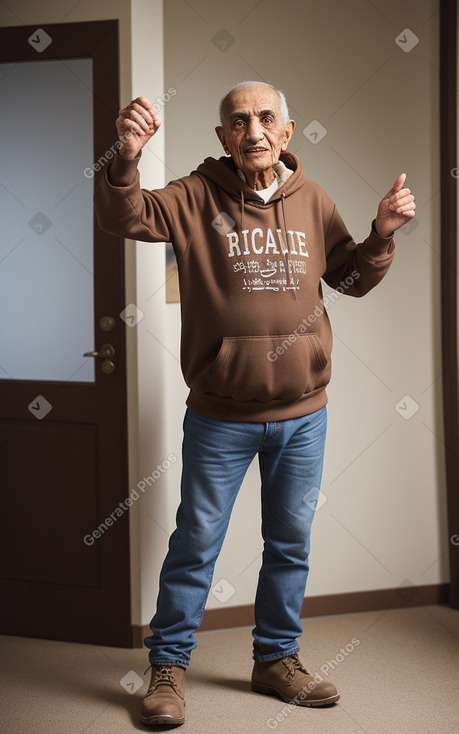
245, 118, 264, 142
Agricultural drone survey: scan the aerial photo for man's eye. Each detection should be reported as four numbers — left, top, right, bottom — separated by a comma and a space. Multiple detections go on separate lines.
262, 117, 274, 124
233, 120, 245, 128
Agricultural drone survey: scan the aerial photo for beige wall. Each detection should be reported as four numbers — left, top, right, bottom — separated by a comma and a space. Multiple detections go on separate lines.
0, 0, 447, 628
161, 0, 447, 611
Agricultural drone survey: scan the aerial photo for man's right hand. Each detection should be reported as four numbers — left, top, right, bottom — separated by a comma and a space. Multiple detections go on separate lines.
115, 96, 161, 159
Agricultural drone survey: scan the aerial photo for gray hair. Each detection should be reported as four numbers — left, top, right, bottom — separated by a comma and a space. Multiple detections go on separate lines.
219, 81, 290, 127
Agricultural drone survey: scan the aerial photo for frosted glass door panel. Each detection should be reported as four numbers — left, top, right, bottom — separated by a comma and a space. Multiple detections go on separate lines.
0, 59, 94, 382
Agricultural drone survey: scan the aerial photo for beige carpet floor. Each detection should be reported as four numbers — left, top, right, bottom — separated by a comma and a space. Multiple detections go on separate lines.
1, 605, 459, 734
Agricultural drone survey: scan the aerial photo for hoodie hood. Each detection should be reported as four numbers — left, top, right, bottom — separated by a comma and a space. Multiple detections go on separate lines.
192, 152, 306, 285
193, 151, 306, 203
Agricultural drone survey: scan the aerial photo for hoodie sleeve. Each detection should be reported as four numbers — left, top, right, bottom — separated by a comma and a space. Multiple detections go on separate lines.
93, 151, 198, 257
323, 205, 396, 297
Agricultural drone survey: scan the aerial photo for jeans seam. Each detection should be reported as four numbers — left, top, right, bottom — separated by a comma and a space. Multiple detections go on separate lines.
148, 659, 189, 668
256, 453, 269, 640
260, 421, 280, 449
195, 541, 226, 628
254, 644, 300, 662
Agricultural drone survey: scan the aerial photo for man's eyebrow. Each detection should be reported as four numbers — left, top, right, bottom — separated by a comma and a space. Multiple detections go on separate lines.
229, 111, 248, 121
229, 108, 277, 121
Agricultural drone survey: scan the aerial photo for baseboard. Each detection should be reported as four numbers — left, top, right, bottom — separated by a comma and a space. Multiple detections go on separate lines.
131, 582, 450, 648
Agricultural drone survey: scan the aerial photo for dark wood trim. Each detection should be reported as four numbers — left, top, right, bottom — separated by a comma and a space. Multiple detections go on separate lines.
440, 0, 459, 610
131, 583, 450, 647
0, 20, 131, 647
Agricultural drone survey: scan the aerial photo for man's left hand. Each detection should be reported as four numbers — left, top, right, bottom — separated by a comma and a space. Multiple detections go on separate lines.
374, 173, 416, 238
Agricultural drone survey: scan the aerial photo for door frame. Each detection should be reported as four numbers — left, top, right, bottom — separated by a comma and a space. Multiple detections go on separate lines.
440, 0, 459, 609
0, 20, 132, 646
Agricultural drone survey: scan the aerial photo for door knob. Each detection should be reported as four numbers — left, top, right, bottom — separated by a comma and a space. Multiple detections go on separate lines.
101, 359, 115, 374
83, 343, 115, 359
99, 315, 116, 333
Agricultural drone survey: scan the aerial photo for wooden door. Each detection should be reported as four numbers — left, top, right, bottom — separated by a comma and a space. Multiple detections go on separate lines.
0, 21, 132, 646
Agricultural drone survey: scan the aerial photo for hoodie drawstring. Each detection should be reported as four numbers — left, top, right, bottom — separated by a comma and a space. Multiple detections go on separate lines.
279, 192, 299, 299
280, 192, 289, 273
236, 188, 299, 297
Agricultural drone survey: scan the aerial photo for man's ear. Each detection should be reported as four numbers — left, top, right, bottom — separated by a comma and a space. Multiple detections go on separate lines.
281, 120, 296, 150
215, 126, 228, 152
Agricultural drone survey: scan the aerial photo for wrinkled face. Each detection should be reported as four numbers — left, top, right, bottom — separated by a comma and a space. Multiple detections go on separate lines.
215, 84, 295, 180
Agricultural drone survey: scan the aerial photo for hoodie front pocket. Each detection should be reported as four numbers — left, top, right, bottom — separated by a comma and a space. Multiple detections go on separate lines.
205, 334, 329, 403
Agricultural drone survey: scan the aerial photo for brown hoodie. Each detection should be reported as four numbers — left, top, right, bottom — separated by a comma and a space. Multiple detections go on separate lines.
94, 151, 395, 421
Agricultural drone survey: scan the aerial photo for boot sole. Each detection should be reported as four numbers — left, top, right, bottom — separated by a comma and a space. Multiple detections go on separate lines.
139, 713, 185, 726
251, 681, 340, 707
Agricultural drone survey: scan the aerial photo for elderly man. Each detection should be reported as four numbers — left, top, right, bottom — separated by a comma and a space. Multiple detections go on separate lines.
95, 81, 415, 727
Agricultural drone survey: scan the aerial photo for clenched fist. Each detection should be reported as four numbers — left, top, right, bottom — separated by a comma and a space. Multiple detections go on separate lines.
115, 96, 161, 159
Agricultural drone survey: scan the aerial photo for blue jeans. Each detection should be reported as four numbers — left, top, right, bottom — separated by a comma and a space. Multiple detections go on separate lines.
144, 405, 327, 667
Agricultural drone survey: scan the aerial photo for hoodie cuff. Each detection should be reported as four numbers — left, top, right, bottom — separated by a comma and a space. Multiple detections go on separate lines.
362, 219, 395, 260
107, 150, 142, 187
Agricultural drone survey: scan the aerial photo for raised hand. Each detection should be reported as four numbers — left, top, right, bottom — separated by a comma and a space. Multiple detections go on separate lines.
375, 174, 416, 238
115, 96, 162, 159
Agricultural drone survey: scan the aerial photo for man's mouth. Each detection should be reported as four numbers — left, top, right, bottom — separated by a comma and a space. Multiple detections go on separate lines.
244, 147, 268, 155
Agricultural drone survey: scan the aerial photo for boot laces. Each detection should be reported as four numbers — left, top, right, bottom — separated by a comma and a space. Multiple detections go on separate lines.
154, 666, 176, 687
284, 654, 308, 678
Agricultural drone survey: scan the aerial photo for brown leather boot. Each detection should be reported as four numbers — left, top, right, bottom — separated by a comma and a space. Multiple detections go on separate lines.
139, 664, 186, 726
251, 653, 339, 707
